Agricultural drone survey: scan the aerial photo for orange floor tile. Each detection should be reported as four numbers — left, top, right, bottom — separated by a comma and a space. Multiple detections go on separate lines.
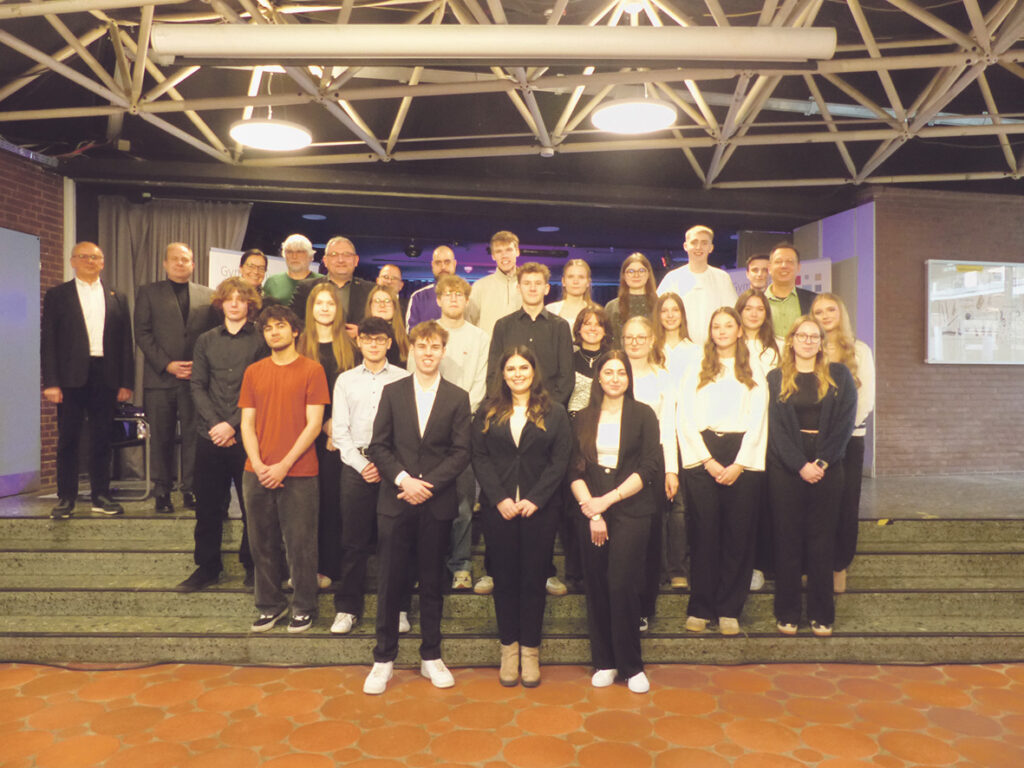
2, 661, 1024, 767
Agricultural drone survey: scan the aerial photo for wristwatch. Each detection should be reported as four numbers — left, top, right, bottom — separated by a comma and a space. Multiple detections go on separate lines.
591, 514, 603, 522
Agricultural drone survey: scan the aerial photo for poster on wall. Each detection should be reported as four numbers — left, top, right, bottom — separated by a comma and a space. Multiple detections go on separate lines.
926, 259, 1024, 364
207, 247, 288, 289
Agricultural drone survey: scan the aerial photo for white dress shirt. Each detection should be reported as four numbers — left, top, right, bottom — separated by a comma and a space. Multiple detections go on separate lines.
75, 276, 106, 357
332, 362, 410, 472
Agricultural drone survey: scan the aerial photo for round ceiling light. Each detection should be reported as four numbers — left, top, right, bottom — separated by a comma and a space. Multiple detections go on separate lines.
591, 97, 677, 135
229, 118, 312, 151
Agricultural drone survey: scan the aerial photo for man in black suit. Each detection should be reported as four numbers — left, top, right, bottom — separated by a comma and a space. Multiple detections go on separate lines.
291, 236, 373, 338
134, 242, 215, 513
42, 242, 134, 518
363, 320, 471, 695
766, 242, 817, 336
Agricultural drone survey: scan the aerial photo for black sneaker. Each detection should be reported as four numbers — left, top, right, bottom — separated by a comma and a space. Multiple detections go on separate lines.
176, 567, 221, 593
251, 607, 288, 632
91, 494, 124, 516
287, 614, 313, 633
50, 498, 74, 519
182, 491, 197, 509
154, 494, 174, 514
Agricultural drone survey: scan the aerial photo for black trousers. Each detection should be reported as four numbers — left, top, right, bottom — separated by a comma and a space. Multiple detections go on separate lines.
559, 484, 584, 584
55, 358, 116, 501
640, 469, 666, 618
193, 437, 251, 573
768, 435, 844, 626
145, 380, 197, 496
315, 433, 343, 581
834, 435, 865, 572
751, 471, 774, 577
373, 507, 452, 663
335, 464, 379, 618
482, 501, 558, 647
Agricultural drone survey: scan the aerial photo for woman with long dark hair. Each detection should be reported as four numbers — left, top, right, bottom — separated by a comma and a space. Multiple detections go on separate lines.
570, 350, 661, 693
812, 293, 875, 594
767, 316, 856, 637
677, 307, 767, 636
604, 252, 658, 343
472, 346, 572, 687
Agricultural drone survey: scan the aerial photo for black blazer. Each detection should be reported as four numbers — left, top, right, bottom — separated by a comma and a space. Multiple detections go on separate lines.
134, 280, 215, 389
368, 376, 471, 520
766, 362, 857, 473
569, 398, 662, 519
471, 403, 572, 512
41, 280, 134, 390
796, 287, 817, 315
292, 275, 374, 325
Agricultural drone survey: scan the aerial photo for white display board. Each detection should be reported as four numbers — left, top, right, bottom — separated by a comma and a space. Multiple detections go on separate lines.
926, 259, 1024, 364
207, 247, 288, 289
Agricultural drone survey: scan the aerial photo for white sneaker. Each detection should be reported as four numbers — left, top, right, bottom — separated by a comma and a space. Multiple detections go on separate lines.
331, 612, 356, 635
591, 669, 616, 688
750, 569, 765, 591
545, 576, 568, 596
473, 576, 494, 595
363, 662, 393, 695
627, 671, 650, 694
719, 617, 741, 636
420, 658, 455, 689
398, 611, 411, 634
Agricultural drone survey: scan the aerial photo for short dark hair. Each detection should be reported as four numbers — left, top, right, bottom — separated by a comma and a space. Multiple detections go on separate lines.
258, 304, 301, 334
745, 252, 769, 267
770, 242, 800, 262
357, 316, 395, 341
240, 248, 266, 268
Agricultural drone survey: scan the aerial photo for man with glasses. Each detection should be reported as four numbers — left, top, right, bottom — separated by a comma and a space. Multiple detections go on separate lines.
292, 235, 373, 336
377, 264, 407, 318
263, 234, 318, 308
765, 242, 816, 337
330, 317, 411, 636
433, 274, 489, 591
406, 245, 457, 329
657, 225, 737, 344
42, 242, 134, 518
135, 242, 215, 514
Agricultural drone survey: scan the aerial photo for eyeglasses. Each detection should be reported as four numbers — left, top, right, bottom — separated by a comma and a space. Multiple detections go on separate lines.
794, 333, 821, 343
625, 268, 648, 278
326, 251, 357, 259
73, 253, 103, 261
623, 335, 649, 344
371, 297, 394, 305
439, 291, 465, 299
242, 263, 267, 273
358, 335, 390, 346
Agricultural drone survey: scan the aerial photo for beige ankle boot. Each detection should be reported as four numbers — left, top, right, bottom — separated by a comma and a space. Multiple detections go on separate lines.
499, 642, 520, 687
521, 646, 540, 688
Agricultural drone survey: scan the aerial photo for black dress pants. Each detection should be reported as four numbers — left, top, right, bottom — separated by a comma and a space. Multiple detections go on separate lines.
834, 435, 865, 572
335, 463, 380, 618
193, 437, 252, 573
315, 434, 343, 581
146, 380, 197, 496
482, 501, 558, 647
55, 358, 116, 501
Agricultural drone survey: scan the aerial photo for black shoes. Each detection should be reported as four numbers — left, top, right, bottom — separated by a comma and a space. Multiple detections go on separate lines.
154, 494, 175, 514
50, 498, 74, 519
176, 567, 221, 592
91, 494, 124, 516
182, 491, 197, 509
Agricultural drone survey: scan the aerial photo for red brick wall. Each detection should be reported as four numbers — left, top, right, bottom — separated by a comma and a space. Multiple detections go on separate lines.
872, 186, 1024, 475
0, 148, 65, 489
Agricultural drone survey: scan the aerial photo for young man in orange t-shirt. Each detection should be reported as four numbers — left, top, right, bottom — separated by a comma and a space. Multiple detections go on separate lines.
239, 304, 330, 633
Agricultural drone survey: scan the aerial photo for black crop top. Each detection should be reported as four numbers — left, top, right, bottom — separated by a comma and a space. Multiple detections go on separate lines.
790, 372, 823, 430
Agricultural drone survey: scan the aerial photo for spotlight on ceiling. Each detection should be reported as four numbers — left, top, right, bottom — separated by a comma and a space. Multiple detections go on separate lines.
229, 118, 312, 151
592, 85, 677, 135
537, 226, 560, 233
302, 213, 326, 221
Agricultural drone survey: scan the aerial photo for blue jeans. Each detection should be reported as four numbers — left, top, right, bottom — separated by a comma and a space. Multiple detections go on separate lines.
243, 472, 319, 617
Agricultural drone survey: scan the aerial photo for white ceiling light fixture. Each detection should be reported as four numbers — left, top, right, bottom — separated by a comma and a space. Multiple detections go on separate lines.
591, 85, 677, 135
229, 116, 311, 151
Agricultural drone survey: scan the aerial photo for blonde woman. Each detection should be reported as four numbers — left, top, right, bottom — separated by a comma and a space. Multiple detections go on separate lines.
766, 316, 856, 637
547, 259, 594, 327
812, 293, 875, 594
365, 284, 409, 365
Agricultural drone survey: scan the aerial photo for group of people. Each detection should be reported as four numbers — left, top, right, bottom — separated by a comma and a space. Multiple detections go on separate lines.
41, 225, 874, 696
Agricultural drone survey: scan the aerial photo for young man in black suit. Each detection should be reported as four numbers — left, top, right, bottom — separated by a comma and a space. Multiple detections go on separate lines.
363, 320, 471, 694
41, 242, 134, 518
134, 243, 215, 513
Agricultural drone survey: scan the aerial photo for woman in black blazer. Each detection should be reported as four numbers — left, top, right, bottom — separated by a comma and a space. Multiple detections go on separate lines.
569, 350, 661, 694
767, 316, 857, 638
472, 346, 571, 688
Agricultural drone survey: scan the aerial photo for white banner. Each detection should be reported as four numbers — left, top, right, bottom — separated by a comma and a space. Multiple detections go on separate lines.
207, 247, 289, 289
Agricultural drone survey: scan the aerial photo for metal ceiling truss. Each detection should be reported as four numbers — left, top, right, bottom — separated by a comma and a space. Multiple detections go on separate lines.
1, 0, 1023, 188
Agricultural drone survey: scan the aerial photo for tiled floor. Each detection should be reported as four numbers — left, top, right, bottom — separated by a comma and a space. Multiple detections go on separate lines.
3, 661, 1024, 767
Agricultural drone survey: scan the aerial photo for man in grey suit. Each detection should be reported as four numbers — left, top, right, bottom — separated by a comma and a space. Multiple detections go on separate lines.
134, 243, 215, 513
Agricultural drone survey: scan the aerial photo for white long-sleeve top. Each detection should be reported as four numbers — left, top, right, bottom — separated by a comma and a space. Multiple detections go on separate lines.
676, 357, 768, 471
632, 366, 679, 474
665, 339, 701, 382
851, 340, 875, 438
745, 338, 780, 381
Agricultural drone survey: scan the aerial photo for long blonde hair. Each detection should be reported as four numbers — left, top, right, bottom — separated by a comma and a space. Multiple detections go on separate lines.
559, 258, 594, 304
777, 315, 835, 402
813, 292, 861, 388
623, 315, 666, 368
697, 307, 756, 390
297, 282, 356, 372
366, 284, 409, 363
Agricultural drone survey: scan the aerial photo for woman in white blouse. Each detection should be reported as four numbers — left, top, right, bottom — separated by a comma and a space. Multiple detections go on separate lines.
547, 259, 593, 327
676, 307, 768, 636
736, 288, 780, 378
812, 293, 875, 594
654, 292, 700, 380
622, 316, 678, 630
